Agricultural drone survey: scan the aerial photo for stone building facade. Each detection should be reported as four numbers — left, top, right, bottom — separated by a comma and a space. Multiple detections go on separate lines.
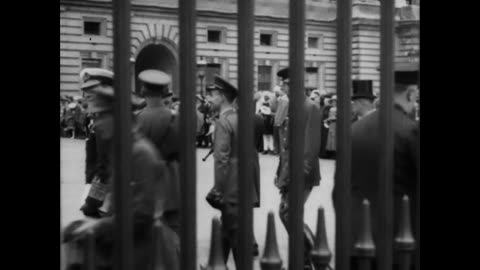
60, 0, 419, 97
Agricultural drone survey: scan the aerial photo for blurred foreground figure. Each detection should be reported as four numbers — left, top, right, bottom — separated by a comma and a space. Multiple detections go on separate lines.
136, 69, 181, 236
63, 68, 179, 270
333, 69, 419, 270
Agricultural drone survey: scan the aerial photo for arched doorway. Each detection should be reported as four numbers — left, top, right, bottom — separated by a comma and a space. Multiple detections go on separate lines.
134, 41, 178, 96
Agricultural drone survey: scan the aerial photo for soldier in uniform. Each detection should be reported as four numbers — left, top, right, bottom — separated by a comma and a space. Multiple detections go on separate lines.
351, 80, 376, 122
274, 67, 322, 270
332, 70, 419, 270
135, 69, 181, 236
205, 75, 260, 267
63, 68, 179, 270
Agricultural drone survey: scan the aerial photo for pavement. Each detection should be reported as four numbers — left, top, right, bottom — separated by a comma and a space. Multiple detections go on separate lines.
60, 137, 337, 269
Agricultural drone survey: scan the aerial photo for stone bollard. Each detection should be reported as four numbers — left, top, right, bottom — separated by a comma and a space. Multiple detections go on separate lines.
201, 217, 228, 270
260, 211, 283, 270
311, 207, 332, 270
84, 230, 95, 270
394, 195, 415, 270
353, 199, 376, 270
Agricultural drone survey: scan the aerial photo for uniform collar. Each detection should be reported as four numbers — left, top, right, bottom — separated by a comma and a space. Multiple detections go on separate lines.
220, 105, 234, 117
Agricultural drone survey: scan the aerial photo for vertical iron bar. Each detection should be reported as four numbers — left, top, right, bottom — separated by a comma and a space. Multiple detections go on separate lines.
378, 0, 395, 269
416, 67, 421, 270
112, 0, 133, 269
237, 0, 254, 269
335, 0, 352, 269
179, 0, 197, 269
288, 0, 306, 269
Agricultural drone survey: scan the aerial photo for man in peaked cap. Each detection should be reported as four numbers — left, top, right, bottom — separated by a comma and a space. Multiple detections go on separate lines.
204, 75, 261, 267
135, 69, 181, 237
274, 67, 322, 270
332, 69, 419, 270
351, 80, 376, 122
64, 68, 180, 270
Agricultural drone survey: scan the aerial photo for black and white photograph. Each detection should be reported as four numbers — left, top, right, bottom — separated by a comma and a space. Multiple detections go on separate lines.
60, 1, 420, 269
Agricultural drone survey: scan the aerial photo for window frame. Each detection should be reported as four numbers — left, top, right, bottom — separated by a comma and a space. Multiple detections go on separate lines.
207, 27, 226, 44
82, 17, 107, 36
258, 30, 277, 47
257, 65, 273, 91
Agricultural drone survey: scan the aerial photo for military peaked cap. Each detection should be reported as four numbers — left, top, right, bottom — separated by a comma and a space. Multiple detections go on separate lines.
80, 68, 114, 90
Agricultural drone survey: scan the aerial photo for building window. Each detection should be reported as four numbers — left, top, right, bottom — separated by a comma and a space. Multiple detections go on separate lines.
257, 65, 272, 91
308, 37, 319, 49
81, 58, 102, 69
260, 34, 272, 46
208, 30, 222, 43
305, 67, 319, 90
83, 17, 106, 36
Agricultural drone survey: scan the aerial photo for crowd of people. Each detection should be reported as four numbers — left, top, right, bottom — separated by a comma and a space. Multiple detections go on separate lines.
62, 65, 419, 270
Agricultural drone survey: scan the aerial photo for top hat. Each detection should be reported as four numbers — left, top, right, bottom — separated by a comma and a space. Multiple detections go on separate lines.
352, 80, 375, 100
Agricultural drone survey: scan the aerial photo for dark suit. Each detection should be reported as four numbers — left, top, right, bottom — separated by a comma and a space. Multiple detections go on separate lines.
274, 97, 322, 266
213, 107, 260, 266
136, 106, 181, 235
332, 104, 419, 269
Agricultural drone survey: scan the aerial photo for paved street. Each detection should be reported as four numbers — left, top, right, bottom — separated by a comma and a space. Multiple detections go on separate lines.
61, 138, 337, 269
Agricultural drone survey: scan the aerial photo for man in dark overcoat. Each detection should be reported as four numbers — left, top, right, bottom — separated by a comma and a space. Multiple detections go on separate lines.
205, 75, 260, 267
274, 67, 322, 270
332, 70, 420, 270
63, 68, 179, 270
135, 69, 181, 236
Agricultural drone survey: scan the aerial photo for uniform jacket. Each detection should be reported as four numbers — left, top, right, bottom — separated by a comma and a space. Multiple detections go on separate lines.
332, 104, 419, 256
65, 133, 179, 270
136, 106, 180, 214
275, 98, 322, 190
274, 95, 289, 127
213, 107, 260, 207
85, 132, 98, 184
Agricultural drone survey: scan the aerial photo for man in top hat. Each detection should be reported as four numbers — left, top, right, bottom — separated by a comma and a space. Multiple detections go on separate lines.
332, 70, 419, 270
274, 67, 322, 270
135, 69, 181, 236
64, 68, 180, 270
351, 80, 376, 122
204, 75, 260, 267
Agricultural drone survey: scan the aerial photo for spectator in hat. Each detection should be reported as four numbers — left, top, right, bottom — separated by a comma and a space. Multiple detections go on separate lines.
324, 95, 337, 158
319, 94, 333, 158
135, 69, 181, 236
274, 67, 322, 270
64, 67, 180, 270
351, 80, 376, 122
260, 95, 275, 154
332, 69, 419, 270
204, 75, 260, 267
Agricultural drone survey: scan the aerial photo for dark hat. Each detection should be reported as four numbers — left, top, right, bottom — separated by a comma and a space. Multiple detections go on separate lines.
277, 67, 289, 80
138, 69, 171, 95
395, 70, 419, 85
352, 80, 375, 100
208, 75, 238, 99
79, 68, 114, 90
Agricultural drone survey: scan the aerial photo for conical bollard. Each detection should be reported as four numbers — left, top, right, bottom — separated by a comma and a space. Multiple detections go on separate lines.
203, 217, 228, 270
311, 207, 332, 270
152, 221, 180, 270
260, 211, 283, 270
394, 195, 415, 270
353, 199, 376, 270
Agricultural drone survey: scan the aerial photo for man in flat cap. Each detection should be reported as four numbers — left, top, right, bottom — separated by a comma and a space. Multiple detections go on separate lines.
332, 70, 419, 270
274, 67, 322, 270
63, 68, 179, 270
351, 80, 377, 122
204, 75, 260, 267
135, 69, 181, 237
